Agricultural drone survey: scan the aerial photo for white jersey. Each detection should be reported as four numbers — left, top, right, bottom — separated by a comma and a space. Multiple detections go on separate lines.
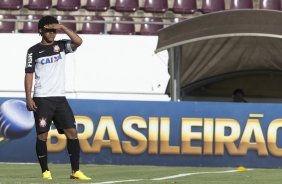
25, 40, 74, 97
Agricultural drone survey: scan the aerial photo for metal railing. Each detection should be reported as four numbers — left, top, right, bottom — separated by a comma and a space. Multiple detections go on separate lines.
0, 16, 182, 34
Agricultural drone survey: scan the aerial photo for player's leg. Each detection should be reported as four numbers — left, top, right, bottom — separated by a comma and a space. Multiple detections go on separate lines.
64, 128, 92, 180
64, 128, 81, 174
53, 97, 91, 180
64, 128, 91, 180
33, 97, 54, 179
36, 132, 49, 175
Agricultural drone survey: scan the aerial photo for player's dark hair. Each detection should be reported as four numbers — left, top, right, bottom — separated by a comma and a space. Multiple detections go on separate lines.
38, 16, 59, 30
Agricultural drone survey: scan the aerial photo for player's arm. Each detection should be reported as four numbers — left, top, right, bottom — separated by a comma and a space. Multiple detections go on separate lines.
25, 50, 37, 111
44, 24, 83, 49
24, 73, 37, 111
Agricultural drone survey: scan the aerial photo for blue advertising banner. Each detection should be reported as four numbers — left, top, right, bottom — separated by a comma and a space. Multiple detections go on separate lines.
1, 97, 282, 168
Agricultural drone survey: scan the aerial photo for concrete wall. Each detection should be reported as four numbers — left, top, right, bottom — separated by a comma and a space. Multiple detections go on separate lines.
0, 34, 170, 101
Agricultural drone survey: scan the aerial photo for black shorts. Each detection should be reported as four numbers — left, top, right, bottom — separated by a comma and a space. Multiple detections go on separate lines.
33, 97, 76, 134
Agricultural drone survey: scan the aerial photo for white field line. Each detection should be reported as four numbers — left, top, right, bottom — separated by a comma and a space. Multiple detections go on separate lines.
87, 179, 144, 184
152, 169, 253, 180
86, 169, 253, 184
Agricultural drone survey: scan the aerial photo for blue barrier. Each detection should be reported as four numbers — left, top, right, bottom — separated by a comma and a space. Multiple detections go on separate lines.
1, 97, 282, 168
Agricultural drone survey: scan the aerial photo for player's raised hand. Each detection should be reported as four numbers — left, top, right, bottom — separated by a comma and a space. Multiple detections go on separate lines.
44, 23, 64, 30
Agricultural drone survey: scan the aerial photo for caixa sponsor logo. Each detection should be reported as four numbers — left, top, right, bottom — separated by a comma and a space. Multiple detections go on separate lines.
40, 54, 62, 65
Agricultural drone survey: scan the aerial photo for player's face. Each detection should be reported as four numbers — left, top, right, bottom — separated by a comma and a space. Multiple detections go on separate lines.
41, 28, 57, 43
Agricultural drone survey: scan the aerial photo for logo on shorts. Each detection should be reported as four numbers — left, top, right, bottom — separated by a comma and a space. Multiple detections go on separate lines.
39, 118, 47, 128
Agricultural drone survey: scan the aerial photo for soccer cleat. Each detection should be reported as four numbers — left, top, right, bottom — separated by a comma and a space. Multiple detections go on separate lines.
70, 170, 91, 180
42, 170, 52, 180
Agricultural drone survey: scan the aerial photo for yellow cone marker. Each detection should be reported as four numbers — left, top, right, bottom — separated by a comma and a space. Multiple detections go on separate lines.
236, 166, 247, 171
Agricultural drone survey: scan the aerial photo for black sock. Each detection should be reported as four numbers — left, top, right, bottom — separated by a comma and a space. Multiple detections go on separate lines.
36, 139, 49, 173
67, 139, 80, 172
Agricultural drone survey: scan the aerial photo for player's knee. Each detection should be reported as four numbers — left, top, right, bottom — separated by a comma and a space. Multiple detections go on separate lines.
64, 128, 77, 139
37, 132, 48, 141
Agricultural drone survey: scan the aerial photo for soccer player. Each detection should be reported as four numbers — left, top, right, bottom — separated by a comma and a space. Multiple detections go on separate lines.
24, 16, 91, 180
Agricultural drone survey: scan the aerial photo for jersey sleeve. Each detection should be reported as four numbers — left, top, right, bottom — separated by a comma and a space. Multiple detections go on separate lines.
25, 49, 36, 73
61, 39, 76, 54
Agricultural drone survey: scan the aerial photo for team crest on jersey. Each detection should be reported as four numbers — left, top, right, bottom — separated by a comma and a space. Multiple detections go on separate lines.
39, 117, 47, 127
53, 45, 60, 52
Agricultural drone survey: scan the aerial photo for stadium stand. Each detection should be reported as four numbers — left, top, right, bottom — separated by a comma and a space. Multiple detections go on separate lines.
85, 0, 110, 12
110, 16, 135, 35
0, 0, 277, 34
0, 14, 16, 32
230, 0, 253, 9
140, 17, 163, 35
259, 0, 281, 10
0, 0, 23, 10
80, 15, 105, 34
200, 0, 225, 13
172, 0, 197, 14
56, 0, 81, 11
115, 0, 139, 12
172, 17, 187, 23
26, 0, 52, 11
144, 0, 168, 13
21, 14, 42, 33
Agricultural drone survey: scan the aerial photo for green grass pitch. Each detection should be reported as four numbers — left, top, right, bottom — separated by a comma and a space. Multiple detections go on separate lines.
0, 163, 282, 184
